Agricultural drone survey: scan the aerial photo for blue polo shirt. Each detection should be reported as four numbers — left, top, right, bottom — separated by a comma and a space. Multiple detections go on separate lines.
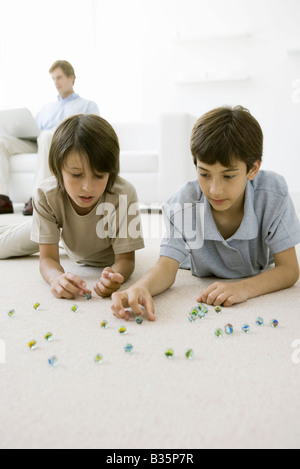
160, 170, 300, 279
36, 93, 100, 131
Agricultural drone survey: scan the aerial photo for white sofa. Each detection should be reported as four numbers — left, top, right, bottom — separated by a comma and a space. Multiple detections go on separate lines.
8, 112, 197, 206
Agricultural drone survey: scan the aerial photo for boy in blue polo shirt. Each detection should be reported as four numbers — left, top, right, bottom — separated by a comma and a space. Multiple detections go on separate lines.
111, 106, 300, 321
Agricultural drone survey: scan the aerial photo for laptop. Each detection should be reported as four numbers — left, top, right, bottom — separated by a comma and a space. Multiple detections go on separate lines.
0, 108, 40, 140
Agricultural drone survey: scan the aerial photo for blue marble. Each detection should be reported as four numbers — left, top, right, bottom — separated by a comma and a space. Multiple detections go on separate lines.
48, 356, 58, 367
224, 324, 234, 335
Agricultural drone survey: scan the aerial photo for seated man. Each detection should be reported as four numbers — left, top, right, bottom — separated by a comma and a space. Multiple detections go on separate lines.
0, 60, 99, 215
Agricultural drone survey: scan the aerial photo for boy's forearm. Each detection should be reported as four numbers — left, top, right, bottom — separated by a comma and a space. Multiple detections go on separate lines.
40, 258, 65, 285
111, 258, 135, 283
239, 264, 299, 300
134, 260, 178, 297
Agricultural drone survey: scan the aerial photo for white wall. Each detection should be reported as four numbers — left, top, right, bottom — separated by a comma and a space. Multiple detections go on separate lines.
0, 0, 97, 111
0, 0, 299, 191
92, 0, 143, 122
139, 0, 300, 192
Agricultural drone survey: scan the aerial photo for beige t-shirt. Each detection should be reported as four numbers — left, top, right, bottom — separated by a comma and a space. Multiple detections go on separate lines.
31, 176, 145, 267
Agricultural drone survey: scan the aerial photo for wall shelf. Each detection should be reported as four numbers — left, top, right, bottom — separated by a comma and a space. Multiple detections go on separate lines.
173, 74, 251, 85
173, 32, 252, 45
287, 46, 300, 55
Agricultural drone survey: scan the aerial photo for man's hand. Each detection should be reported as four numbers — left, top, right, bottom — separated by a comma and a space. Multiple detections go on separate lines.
111, 286, 156, 321
94, 267, 125, 298
50, 272, 92, 299
197, 281, 249, 307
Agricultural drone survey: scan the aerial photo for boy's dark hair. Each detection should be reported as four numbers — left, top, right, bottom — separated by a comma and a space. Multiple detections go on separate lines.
190, 106, 263, 172
49, 114, 120, 193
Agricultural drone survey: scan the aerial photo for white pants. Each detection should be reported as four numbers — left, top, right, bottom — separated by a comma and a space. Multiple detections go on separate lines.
0, 130, 54, 198
0, 219, 39, 259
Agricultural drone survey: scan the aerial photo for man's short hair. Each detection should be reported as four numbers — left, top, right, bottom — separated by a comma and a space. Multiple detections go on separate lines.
191, 106, 263, 172
49, 60, 76, 80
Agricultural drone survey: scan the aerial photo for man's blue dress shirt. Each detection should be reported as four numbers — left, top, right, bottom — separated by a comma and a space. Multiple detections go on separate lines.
36, 93, 99, 131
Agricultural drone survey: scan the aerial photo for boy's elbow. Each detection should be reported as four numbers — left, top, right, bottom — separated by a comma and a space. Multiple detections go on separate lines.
157, 256, 180, 287
290, 265, 300, 286
285, 263, 300, 287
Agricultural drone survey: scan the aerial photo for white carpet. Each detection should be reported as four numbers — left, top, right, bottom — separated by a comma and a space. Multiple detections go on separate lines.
1, 205, 300, 449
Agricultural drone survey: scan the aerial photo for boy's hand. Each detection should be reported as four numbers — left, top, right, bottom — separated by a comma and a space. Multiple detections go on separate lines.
111, 286, 156, 321
197, 281, 249, 307
93, 267, 125, 298
50, 272, 92, 299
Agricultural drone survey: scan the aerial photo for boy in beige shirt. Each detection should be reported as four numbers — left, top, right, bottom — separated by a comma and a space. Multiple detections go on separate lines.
0, 114, 144, 299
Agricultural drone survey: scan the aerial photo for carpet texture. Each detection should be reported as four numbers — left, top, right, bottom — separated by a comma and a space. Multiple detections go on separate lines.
0, 206, 300, 449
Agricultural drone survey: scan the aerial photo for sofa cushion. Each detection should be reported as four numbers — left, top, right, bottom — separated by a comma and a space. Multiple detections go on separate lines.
114, 122, 158, 151
10, 153, 37, 173
10, 152, 159, 174
120, 172, 158, 204
9, 173, 35, 202
120, 151, 159, 173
